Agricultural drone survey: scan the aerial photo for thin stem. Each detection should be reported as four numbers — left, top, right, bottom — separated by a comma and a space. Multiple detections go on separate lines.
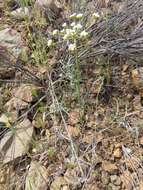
74, 44, 81, 104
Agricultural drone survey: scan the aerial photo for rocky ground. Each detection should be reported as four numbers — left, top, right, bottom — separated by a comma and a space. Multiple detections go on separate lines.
0, 0, 143, 190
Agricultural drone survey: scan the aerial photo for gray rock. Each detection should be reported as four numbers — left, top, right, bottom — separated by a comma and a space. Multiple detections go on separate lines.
101, 171, 110, 185
0, 119, 34, 164
11, 7, 29, 19
110, 175, 121, 186
0, 27, 22, 57
25, 161, 48, 190
108, 183, 121, 190
35, 0, 63, 21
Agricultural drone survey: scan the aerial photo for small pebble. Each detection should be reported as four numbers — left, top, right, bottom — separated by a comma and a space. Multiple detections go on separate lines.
0, 176, 5, 184
102, 171, 110, 185
113, 148, 122, 158
110, 175, 121, 186
108, 183, 121, 190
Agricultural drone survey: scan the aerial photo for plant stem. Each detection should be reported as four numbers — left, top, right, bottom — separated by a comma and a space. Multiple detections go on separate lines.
75, 45, 81, 104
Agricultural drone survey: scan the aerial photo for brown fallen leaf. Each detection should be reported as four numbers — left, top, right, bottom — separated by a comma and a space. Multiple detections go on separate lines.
132, 95, 142, 111
68, 109, 83, 125
96, 0, 110, 8
102, 161, 118, 173
131, 68, 143, 96
83, 132, 94, 144
0, 119, 34, 164
68, 125, 80, 138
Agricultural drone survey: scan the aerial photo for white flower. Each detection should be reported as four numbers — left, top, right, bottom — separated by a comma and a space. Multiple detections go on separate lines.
52, 29, 58, 35
68, 43, 76, 51
69, 13, 76, 19
47, 39, 53, 47
80, 30, 88, 38
66, 29, 76, 35
66, 29, 72, 35
62, 23, 67, 28
70, 22, 76, 27
32, 148, 37, 153
63, 29, 76, 40
76, 13, 83, 19
63, 33, 69, 40
60, 29, 65, 34
73, 23, 82, 30
92, 12, 100, 19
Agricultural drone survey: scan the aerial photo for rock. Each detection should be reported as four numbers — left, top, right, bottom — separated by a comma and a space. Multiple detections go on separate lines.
139, 180, 143, 190
139, 136, 143, 145
62, 186, 70, 190
101, 171, 110, 185
96, 0, 110, 8
113, 148, 122, 158
108, 183, 120, 190
5, 97, 27, 111
25, 161, 48, 190
0, 119, 34, 164
110, 175, 121, 186
37, 0, 63, 10
64, 168, 79, 185
11, 7, 29, 19
5, 84, 39, 111
0, 112, 17, 127
35, 0, 63, 20
50, 176, 67, 190
85, 183, 100, 190
0, 176, 5, 184
102, 161, 118, 173
0, 28, 22, 57
112, 2, 125, 13
114, 143, 121, 148
0, 114, 11, 127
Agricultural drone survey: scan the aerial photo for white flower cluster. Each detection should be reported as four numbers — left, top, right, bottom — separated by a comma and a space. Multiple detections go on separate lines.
47, 13, 90, 51
92, 12, 100, 20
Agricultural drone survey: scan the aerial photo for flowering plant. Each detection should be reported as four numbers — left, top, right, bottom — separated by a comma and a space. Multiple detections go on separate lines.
47, 12, 100, 102
47, 12, 90, 51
